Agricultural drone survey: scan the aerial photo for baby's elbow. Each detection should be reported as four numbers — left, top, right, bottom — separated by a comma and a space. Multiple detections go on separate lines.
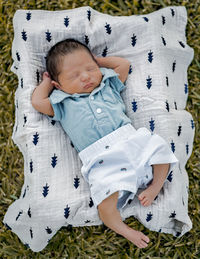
31, 99, 39, 112
31, 96, 41, 112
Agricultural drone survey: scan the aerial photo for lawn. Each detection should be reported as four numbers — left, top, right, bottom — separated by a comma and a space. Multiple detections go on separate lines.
0, 0, 199, 258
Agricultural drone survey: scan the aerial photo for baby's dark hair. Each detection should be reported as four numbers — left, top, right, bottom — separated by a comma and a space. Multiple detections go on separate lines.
46, 38, 96, 82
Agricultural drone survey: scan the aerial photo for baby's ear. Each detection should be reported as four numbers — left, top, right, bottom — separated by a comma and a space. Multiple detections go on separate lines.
51, 80, 61, 90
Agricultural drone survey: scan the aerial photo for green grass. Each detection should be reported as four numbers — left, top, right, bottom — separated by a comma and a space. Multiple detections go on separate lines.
0, 0, 199, 258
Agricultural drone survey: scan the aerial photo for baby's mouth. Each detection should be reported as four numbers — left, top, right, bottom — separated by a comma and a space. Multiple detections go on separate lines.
83, 83, 93, 89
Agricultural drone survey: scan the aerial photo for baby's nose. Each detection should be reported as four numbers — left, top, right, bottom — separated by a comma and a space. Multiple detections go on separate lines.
80, 72, 90, 81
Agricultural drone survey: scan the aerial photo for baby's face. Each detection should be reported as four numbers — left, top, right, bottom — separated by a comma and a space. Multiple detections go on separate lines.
56, 49, 102, 94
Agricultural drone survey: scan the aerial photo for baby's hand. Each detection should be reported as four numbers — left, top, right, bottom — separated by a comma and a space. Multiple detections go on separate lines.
41, 71, 55, 87
42, 72, 51, 81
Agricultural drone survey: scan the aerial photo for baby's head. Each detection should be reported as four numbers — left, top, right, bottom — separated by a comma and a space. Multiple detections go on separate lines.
46, 39, 102, 94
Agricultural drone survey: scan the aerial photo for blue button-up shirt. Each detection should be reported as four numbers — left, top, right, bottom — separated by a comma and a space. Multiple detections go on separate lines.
49, 67, 131, 152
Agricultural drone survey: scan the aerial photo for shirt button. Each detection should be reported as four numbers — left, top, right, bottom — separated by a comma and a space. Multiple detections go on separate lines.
90, 96, 94, 100
96, 108, 102, 113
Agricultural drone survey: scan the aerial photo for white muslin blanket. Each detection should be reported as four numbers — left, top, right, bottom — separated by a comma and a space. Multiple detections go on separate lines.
3, 6, 194, 252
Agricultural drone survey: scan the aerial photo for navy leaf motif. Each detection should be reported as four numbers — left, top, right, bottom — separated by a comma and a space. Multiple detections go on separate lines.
186, 143, 189, 155
74, 176, 80, 189
120, 168, 127, 172
167, 171, 173, 182
30, 228, 33, 239
22, 188, 26, 198
85, 35, 89, 45
184, 83, 188, 94
161, 36, 166, 46
64, 16, 69, 27
191, 119, 195, 129
16, 52, 20, 61
26, 12, 31, 21
21, 30, 27, 41
162, 15, 166, 25
174, 101, 177, 110
51, 120, 56, 125
45, 30, 52, 42
45, 227, 52, 234
172, 60, 176, 72
102, 46, 108, 57
30, 160, 33, 173
85, 220, 91, 223
16, 210, 23, 221
132, 99, 138, 112
51, 154, 57, 168
171, 140, 175, 153
179, 41, 185, 48
169, 211, 176, 218
33, 132, 39, 145
171, 8, 175, 17
105, 23, 112, 34
131, 34, 137, 47
166, 76, 169, 86
36, 69, 40, 84
149, 118, 155, 132
143, 17, 149, 22
70, 141, 74, 148
87, 9, 91, 21
64, 205, 70, 219
28, 207, 31, 218
177, 125, 182, 136
23, 114, 27, 127
89, 197, 94, 207
146, 212, 153, 222
42, 183, 49, 197
166, 100, 170, 112
176, 232, 181, 237
21, 78, 23, 88
148, 50, 153, 63
182, 197, 185, 206
146, 75, 152, 89
128, 65, 132, 74
99, 160, 104, 164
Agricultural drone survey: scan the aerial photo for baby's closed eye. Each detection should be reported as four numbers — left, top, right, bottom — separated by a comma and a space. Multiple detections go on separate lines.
87, 66, 97, 71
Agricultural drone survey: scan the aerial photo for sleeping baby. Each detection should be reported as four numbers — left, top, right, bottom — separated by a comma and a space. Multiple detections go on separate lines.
31, 39, 178, 249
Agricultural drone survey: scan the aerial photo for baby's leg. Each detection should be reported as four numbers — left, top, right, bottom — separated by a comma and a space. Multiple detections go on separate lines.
98, 191, 150, 248
138, 163, 170, 206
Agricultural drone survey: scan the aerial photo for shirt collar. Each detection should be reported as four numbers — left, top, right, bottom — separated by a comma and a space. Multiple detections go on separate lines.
50, 67, 118, 104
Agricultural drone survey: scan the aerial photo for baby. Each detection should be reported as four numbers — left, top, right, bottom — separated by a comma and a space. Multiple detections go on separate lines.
31, 39, 178, 249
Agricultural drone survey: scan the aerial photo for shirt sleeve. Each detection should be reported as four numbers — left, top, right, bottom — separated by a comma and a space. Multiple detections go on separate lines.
110, 75, 126, 93
48, 97, 63, 121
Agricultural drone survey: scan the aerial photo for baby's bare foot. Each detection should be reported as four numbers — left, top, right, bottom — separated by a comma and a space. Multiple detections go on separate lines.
138, 184, 159, 206
122, 227, 150, 248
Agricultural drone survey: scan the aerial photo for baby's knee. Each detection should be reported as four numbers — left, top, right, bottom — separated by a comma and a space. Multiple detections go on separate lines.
97, 191, 119, 213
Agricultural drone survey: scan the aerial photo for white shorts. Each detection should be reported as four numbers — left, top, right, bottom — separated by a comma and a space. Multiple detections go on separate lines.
78, 123, 178, 210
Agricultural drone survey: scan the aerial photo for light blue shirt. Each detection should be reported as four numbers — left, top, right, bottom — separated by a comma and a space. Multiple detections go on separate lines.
49, 67, 131, 152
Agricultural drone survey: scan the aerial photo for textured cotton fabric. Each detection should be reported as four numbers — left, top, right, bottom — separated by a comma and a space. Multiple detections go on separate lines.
49, 68, 131, 152
3, 6, 195, 252
79, 123, 178, 209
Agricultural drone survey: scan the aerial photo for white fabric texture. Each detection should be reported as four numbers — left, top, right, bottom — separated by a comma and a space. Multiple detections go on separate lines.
3, 6, 194, 252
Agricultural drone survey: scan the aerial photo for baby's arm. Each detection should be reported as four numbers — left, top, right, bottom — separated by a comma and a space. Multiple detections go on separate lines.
94, 56, 130, 83
31, 72, 54, 116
